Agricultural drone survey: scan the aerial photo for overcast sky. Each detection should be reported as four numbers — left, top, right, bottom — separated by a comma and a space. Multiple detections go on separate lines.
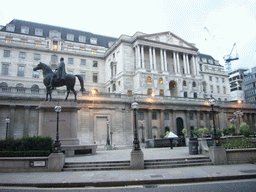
0, 0, 255, 71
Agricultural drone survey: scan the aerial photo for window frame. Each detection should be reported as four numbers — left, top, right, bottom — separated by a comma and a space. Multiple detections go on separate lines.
3, 50, 10, 57
17, 65, 25, 77
1, 63, 9, 75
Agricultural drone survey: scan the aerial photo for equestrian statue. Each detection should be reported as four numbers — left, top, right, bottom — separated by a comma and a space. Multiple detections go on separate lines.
33, 57, 85, 101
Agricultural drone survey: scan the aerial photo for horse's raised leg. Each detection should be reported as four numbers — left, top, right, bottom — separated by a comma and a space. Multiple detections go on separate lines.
71, 88, 77, 101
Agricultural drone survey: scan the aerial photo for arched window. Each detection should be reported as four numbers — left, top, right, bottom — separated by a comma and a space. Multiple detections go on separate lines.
159, 78, 163, 84
192, 81, 196, 87
112, 84, 116, 92
16, 83, 25, 93
31, 84, 39, 94
147, 76, 152, 83
183, 80, 186, 86
0, 82, 8, 92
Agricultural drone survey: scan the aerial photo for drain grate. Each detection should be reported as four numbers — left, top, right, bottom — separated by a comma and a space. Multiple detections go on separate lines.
240, 170, 256, 173
150, 174, 164, 178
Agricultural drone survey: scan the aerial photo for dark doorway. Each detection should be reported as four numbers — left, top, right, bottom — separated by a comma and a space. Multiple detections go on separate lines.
176, 117, 184, 137
176, 117, 185, 146
165, 126, 170, 134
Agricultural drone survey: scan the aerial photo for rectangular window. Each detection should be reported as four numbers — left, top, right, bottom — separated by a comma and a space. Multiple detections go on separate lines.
216, 77, 218, 82
209, 113, 213, 120
68, 58, 73, 64
190, 113, 194, 120
138, 112, 144, 120
34, 53, 40, 61
164, 112, 169, 120
53, 41, 58, 51
1, 64, 9, 75
222, 78, 225, 83
210, 85, 213, 93
81, 59, 86, 66
67, 34, 74, 41
93, 73, 98, 83
80, 72, 86, 81
35, 42, 41, 47
33, 70, 39, 78
93, 61, 98, 67
49, 31, 61, 38
159, 89, 164, 96
92, 49, 97, 54
209, 76, 212, 81
79, 36, 86, 43
17, 66, 25, 76
152, 112, 157, 120
90, 38, 97, 44
147, 89, 152, 95
3, 50, 10, 57
223, 86, 226, 94
200, 112, 204, 120
127, 90, 132, 95
19, 52, 26, 59
35, 28, 43, 36
217, 86, 220, 93
21, 27, 29, 34
6, 24, 15, 32
184, 92, 187, 98
5, 37, 12, 43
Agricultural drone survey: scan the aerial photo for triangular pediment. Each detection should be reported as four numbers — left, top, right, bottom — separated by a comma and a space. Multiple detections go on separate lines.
138, 32, 197, 50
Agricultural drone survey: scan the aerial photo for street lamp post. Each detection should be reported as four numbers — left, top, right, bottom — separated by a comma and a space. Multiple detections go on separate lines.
132, 101, 140, 150
208, 96, 219, 146
53, 104, 62, 153
5, 117, 10, 139
106, 119, 110, 145
140, 120, 145, 143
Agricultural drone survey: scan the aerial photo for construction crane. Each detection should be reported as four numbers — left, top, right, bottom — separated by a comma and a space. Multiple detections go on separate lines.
223, 43, 239, 73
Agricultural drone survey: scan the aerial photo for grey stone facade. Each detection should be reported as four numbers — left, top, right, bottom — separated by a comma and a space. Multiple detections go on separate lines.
0, 20, 255, 147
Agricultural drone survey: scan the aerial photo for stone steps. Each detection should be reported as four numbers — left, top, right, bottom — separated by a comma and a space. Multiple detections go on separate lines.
62, 157, 213, 171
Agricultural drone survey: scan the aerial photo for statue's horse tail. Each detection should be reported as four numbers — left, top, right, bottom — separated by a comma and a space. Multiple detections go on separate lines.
75, 75, 85, 92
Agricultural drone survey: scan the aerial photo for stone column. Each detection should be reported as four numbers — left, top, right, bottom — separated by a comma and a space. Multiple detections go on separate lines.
172, 110, 176, 133
23, 106, 30, 136
186, 54, 190, 75
176, 52, 181, 74
160, 110, 164, 134
137, 45, 141, 68
160, 49, 164, 71
164, 50, 168, 72
9, 105, 16, 138
192, 55, 196, 75
173, 51, 177, 74
196, 111, 200, 129
196, 56, 200, 75
153, 48, 156, 70
149, 47, 153, 70
148, 110, 152, 139
141, 45, 145, 69
183, 53, 187, 74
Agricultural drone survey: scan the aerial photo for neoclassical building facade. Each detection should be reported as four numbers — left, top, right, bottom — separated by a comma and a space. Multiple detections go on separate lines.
0, 20, 255, 147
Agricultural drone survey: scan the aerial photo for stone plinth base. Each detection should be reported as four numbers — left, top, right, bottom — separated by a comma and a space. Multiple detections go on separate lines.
209, 146, 227, 165
61, 145, 97, 157
105, 144, 112, 150
48, 152, 65, 172
130, 150, 144, 169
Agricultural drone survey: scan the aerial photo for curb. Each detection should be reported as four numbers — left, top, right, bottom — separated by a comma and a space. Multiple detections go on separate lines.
1, 174, 256, 188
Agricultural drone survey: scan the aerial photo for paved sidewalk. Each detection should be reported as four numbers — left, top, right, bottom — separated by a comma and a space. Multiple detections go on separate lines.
0, 147, 256, 187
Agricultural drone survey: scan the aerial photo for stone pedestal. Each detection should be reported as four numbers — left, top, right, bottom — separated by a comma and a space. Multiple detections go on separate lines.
37, 101, 81, 145
130, 150, 144, 169
48, 152, 65, 172
209, 146, 227, 165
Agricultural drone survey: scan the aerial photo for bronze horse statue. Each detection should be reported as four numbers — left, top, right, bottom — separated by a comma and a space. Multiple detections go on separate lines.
33, 62, 85, 101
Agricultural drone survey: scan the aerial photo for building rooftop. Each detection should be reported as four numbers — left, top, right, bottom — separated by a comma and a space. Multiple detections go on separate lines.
1, 19, 118, 48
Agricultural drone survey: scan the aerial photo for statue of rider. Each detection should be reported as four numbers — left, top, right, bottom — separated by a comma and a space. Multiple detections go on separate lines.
48, 57, 66, 89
